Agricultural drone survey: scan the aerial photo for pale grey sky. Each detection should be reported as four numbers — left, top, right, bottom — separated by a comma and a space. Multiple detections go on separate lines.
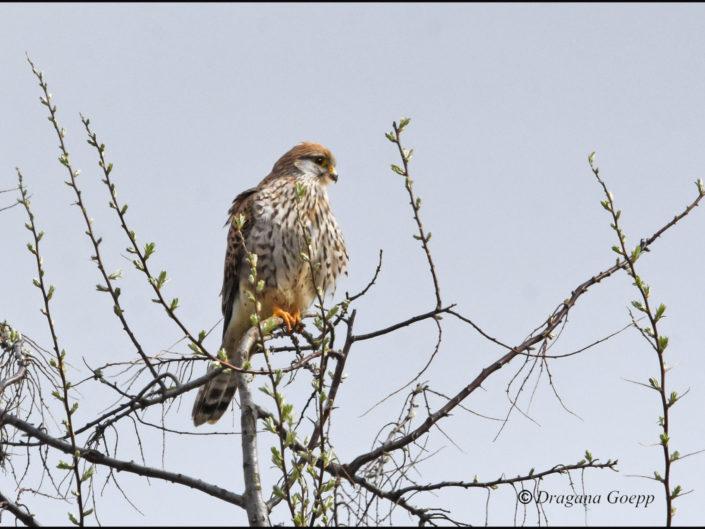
2, 3, 705, 526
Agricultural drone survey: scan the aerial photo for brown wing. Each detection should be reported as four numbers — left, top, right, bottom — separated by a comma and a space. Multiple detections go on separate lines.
221, 187, 257, 339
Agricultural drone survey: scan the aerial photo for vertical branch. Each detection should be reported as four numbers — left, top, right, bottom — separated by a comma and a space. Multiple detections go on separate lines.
232, 327, 271, 527
259, 343, 297, 522
16, 170, 88, 526
387, 118, 442, 309
588, 153, 703, 526
308, 310, 356, 450
219, 236, 276, 526
242, 241, 297, 522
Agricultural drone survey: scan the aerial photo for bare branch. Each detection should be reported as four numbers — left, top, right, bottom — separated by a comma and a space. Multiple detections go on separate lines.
0, 412, 246, 509
343, 183, 704, 475
387, 119, 442, 310
0, 490, 41, 527
387, 458, 618, 500
234, 323, 279, 526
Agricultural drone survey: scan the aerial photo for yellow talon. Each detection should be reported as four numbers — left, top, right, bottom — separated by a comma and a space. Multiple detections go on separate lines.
273, 307, 295, 332
272, 307, 303, 332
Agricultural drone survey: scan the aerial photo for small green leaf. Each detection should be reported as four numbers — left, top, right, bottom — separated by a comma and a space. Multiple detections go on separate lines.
81, 466, 94, 482
325, 305, 339, 320
271, 446, 283, 469
188, 342, 204, 356
295, 181, 306, 199
668, 391, 678, 406
631, 245, 642, 262
153, 270, 168, 289
696, 178, 705, 196
234, 213, 246, 229
143, 242, 156, 260
658, 335, 669, 352
588, 151, 596, 167
272, 485, 285, 499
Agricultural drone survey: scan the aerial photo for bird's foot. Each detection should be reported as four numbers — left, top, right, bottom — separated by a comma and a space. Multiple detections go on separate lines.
273, 307, 302, 332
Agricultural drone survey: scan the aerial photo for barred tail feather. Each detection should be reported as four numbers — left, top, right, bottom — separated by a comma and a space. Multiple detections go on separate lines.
193, 292, 247, 426
192, 365, 238, 426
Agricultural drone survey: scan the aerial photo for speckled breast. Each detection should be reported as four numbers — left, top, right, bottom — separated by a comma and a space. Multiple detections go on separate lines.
247, 178, 347, 309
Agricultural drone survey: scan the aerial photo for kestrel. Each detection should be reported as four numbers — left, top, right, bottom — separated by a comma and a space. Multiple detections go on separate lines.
192, 142, 348, 426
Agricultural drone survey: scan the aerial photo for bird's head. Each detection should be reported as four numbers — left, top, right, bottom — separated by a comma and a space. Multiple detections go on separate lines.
272, 142, 338, 185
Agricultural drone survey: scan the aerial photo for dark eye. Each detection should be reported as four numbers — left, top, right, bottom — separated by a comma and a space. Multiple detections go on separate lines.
314, 156, 326, 165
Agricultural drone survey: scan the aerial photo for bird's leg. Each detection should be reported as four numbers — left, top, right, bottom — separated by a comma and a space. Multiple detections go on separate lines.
273, 306, 296, 332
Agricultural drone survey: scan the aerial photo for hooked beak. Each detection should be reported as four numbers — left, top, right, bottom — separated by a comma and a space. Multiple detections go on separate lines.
329, 166, 339, 183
